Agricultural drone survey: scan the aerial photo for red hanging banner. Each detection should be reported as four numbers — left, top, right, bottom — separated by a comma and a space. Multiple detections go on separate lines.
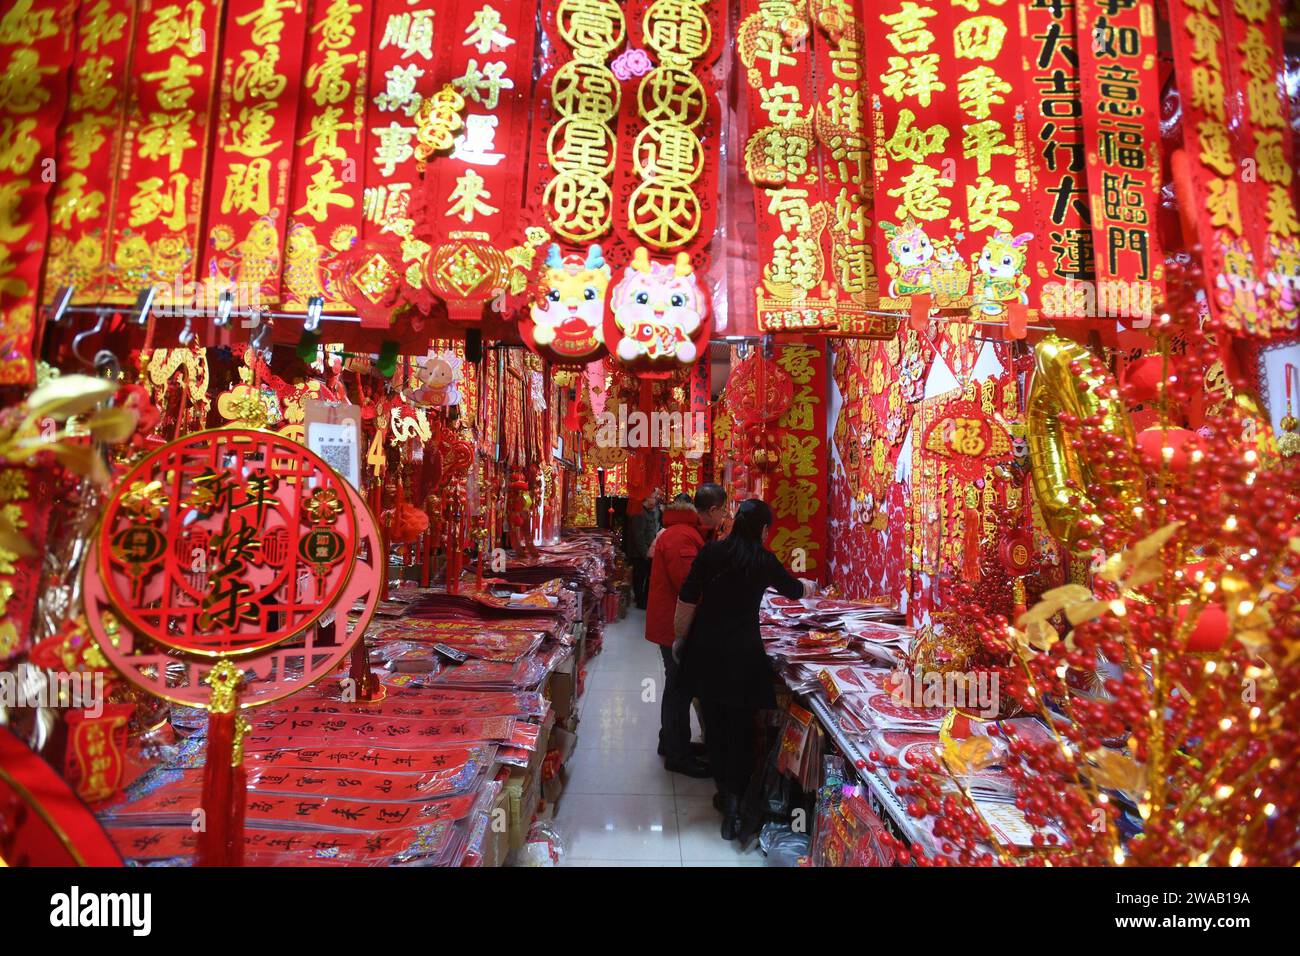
102, 0, 224, 306
0, 0, 76, 385
768, 340, 828, 579
611, 0, 722, 267
202, 0, 311, 312
41, 0, 137, 312
1220, 0, 1300, 334
1074, 0, 1163, 323
280, 0, 371, 312
864, 0, 1038, 325
1021, 0, 1097, 322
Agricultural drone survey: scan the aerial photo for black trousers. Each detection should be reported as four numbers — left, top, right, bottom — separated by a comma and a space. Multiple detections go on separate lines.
631, 557, 651, 608
701, 698, 757, 798
658, 645, 693, 761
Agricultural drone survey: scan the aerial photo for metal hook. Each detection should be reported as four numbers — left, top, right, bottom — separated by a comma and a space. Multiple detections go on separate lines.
93, 348, 121, 382
178, 314, 196, 346
70, 313, 109, 367
249, 316, 274, 364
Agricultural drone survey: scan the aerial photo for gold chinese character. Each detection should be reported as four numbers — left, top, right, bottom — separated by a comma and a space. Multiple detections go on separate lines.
308, 50, 358, 106
638, 67, 708, 129
1206, 177, 1242, 234
1267, 183, 1300, 236
556, 0, 625, 57
883, 109, 948, 163
371, 122, 415, 176
51, 173, 107, 229
962, 119, 1014, 175
453, 59, 515, 111
130, 172, 189, 230
952, 16, 1007, 61
1255, 129, 1292, 187
142, 54, 203, 111
1196, 119, 1234, 177
881, 54, 946, 107
887, 166, 953, 221
72, 56, 118, 113
447, 169, 499, 223
0, 118, 38, 176
228, 102, 281, 158
295, 163, 354, 221
956, 65, 1011, 121
965, 175, 1020, 232
881, 2, 936, 55
221, 159, 272, 216
311, 0, 361, 50
0, 49, 55, 114
628, 179, 701, 249
146, 2, 205, 55
79, 0, 127, 53
464, 6, 515, 54
544, 172, 611, 241
380, 10, 435, 60
0, 0, 59, 43
137, 111, 198, 172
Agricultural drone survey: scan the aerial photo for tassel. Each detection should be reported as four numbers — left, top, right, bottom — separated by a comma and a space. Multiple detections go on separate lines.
1004, 302, 1028, 340
198, 710, 236, 866
909, 293, 932, 332
962, 506, 982, 582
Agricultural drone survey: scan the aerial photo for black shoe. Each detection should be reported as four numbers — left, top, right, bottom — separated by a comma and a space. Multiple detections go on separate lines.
664, 756, 711, 779
658, 741, 707, 758
719, 794, 742, 840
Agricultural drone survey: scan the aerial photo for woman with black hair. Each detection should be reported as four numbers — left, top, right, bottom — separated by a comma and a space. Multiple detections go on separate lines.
672, 498, 814, 842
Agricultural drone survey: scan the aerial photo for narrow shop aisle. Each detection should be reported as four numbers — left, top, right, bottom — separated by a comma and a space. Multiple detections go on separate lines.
554, 609, 764, 866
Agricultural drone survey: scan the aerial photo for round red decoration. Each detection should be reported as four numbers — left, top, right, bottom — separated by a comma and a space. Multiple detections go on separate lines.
726, 351, 793, 425
97, 429, 358, 659
921, 398, 1012, 481
84, 481, 381, 709
998, 530, 1034, 576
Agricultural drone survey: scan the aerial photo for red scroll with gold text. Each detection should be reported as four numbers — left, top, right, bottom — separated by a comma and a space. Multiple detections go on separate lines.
103, 0, 223, 306
537, 0, 627, 250
1074, 0, 1163, 323
1221, 0, 1300, 334
1021, 0, 1096, 321
202, 0, 310, 312
280, 0, 371, 312
41, 0, 136, 312
768, 340, 828, 578
864, 0, 1037, 324
425, 1, 534, 244
808, 0, 883, 336
0, 0, 76, 385
611, 1, 721, 268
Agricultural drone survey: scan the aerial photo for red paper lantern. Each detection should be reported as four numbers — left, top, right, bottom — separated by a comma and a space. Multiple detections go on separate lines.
1136, 426, 1202, 471
424, 231, 512, 325
1125, 355, 1166, 402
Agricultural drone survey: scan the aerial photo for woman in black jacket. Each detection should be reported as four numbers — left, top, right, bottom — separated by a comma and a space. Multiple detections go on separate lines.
672, 498, 813, 841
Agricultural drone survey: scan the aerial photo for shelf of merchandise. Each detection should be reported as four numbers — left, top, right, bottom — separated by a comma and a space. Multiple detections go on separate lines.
799, 690, 942, 858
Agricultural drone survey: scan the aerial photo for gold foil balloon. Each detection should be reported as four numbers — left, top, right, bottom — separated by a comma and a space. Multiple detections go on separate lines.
1027, 336, 1141, 548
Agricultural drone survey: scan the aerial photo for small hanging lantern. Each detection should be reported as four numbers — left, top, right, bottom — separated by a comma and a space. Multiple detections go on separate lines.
424, 230, 513, 324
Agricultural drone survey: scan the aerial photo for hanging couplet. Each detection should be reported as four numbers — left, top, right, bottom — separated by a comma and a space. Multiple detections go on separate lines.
538, 0, 627, 245
738, 1, 832, 332
426, 1, 534, 246
1169, 0, 1260, 333
865, 0, 1037, 321
280, 0, 371, 313
767, 341, 828, 577
201, 0, 310, 313
807, 0, 888, 338
611, 0, 722, 266
1074, 0, 1163, 322
102, 0, 223, 306
97, 429, 359, 658
0, 0, 76, 386
1020, 0, 1097, 323
1220, 0, 1300, 334
40, 0, 136, 311
359, 0, 451, 322
604, 246, 712, 377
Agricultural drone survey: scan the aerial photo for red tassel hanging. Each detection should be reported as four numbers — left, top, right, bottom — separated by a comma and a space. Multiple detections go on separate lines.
197, 660, 243, 867
1004, 302, 1029, 340
909, 293, 933, 332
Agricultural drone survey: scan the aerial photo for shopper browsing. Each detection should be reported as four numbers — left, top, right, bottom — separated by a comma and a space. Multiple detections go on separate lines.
672, 498, 816, 842
644, 483, 728, 778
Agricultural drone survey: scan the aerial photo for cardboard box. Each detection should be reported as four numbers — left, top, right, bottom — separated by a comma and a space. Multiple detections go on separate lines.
548, 725, 578, 765
548, 660, 577, 722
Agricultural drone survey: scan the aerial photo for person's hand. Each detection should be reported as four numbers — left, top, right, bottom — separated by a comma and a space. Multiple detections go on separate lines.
671, 637, 686, 665
798, 578, 819, 598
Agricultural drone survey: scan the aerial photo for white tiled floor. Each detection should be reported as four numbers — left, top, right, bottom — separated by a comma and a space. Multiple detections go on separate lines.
554, 609, 766, 867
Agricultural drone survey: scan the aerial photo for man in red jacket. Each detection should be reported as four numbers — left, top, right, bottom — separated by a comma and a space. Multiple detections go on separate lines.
645, 482, 728, 777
